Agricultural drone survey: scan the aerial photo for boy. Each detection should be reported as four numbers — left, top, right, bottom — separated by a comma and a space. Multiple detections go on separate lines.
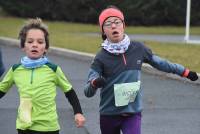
0, 18, 85, 134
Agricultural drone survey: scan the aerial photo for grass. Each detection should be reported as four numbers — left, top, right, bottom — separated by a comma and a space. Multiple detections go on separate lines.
0, 16, 200, 72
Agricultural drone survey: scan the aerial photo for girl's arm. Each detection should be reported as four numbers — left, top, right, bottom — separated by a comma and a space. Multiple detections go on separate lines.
148, 55, 198, 81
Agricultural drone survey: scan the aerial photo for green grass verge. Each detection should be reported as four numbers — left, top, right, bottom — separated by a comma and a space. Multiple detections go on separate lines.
0, 16, 200, 72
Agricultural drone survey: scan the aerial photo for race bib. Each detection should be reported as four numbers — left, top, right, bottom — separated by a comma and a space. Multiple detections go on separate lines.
19, 97, 32, 128
114, 81, 141, 107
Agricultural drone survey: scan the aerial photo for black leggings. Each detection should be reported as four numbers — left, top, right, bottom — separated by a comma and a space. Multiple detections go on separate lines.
17, 129, 59, 134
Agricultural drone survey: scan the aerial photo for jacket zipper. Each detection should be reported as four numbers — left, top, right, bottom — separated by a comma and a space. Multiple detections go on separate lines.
122, 53, 127, 65
30, 69, 34, 84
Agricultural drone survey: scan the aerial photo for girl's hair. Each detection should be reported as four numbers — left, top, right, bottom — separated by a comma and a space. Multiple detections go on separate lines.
106, 5, 120, 10
102, 34, 107, 40
18, 18, 49, 49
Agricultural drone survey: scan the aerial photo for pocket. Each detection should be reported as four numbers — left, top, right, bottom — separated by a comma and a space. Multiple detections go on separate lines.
19, 97, 32, 127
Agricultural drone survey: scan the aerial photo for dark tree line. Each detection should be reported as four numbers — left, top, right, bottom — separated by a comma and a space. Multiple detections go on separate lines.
0, 0, 200, 26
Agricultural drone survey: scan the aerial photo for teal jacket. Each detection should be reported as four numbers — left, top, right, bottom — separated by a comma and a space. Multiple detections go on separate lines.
84, 41, 186, 115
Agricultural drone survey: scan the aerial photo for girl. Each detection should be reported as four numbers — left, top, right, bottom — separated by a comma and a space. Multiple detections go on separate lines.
84, 6, 198, 134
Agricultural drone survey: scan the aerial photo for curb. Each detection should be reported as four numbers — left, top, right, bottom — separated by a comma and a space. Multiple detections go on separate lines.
0, 36, 199, 86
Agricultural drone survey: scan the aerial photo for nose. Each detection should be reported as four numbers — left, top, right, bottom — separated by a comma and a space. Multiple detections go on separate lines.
111, 22, 117, 28
32, 41, 38, 47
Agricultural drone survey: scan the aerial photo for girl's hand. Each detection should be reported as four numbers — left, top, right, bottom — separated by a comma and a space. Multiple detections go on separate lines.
187, 71, 198, 81
91, 77, 106, 88
74, 113, 86, 128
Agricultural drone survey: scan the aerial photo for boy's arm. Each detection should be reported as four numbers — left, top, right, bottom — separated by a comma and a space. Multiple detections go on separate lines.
65, 90, 85, 128
56, 66, 72, 92
0, 68, 14, 98
0, 49, 5, 77
0, 91, 5, 99
64, 89, 82, 114
56, 67, 82, 114
56, 67, 85, 127
56, 66, 83, 114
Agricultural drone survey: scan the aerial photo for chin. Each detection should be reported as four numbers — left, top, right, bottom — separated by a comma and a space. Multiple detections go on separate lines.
113, 36, 123, 42
30, 57, 39, 60
29, 56, 41, 60
113, 38, 122, 43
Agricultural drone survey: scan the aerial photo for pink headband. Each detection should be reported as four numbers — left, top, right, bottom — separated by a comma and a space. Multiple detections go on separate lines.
99, 8, 124, 32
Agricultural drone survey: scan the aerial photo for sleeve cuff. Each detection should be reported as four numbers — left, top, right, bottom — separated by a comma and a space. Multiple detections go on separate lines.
182, 69, 190, 77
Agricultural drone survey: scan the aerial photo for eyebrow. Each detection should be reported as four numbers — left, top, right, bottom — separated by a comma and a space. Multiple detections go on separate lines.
105, 19, 121, 23
26, 38, 45, 41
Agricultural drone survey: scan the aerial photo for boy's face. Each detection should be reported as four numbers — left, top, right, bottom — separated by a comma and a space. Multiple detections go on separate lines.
23, 29, 47, 59
103, 17, 124, 43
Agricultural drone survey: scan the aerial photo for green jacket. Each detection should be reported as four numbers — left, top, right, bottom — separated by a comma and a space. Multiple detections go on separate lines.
0, 62, 72, 131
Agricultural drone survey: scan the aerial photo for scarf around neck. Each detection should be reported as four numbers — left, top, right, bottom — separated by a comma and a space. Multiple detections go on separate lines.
21, 56, 48, 69
101, 34, 130, 54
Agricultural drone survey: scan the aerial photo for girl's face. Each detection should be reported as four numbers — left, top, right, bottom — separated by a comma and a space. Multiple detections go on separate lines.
103, 17, 124, 43
23, 29, 47, 59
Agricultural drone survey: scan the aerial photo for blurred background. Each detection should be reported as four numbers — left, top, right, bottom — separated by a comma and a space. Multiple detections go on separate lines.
0, 0, 200, 71
0, 0, 200, 26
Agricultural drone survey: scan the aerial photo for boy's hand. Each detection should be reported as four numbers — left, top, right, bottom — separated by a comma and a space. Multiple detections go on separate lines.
187, 71, 198, 81
91, 77, 106, 88
74, 113, 85, 128
0, 91, 5, 99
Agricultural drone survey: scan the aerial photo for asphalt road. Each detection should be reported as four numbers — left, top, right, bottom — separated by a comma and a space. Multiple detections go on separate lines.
0, 43, 200, 134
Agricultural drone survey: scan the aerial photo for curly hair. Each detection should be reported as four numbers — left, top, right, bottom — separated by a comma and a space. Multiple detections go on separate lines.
18, 18, 49, 49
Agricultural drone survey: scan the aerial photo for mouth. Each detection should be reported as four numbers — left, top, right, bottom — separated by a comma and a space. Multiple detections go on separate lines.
112, 31, 119, 35
31, 50, 38, 53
